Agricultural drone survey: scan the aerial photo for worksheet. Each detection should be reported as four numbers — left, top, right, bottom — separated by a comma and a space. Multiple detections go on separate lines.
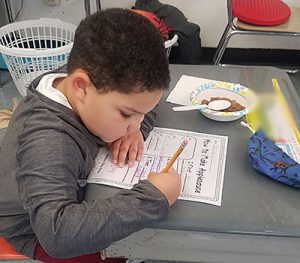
87, 127, 228, 206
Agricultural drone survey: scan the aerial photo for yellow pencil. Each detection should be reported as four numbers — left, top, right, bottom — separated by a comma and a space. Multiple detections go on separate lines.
162, 139, 189, 173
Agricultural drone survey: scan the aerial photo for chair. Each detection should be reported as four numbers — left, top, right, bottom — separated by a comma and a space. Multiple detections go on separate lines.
213, 0, 300, 71
0, 237, 29, 260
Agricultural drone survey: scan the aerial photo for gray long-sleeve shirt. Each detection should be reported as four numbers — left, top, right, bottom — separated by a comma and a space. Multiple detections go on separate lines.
0, 68, 169, 258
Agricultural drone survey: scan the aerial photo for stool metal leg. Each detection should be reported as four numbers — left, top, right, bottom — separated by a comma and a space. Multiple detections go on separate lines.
213, 23, 231, 65
4, 0, 14, 23
84, 0, 91, 17
84, 0, 101, 16
96, 0, 101, 10
214, 28, 240, 65
125, 259, 144, 263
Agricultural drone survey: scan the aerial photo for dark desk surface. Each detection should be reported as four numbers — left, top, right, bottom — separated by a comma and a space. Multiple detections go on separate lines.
85, 65, 300, 262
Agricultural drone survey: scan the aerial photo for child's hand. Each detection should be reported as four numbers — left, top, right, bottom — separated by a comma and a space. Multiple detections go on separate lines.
147, 167, 181, 206
109, 130, 144, 168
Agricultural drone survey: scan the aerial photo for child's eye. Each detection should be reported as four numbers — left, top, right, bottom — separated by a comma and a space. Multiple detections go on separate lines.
120, 111, 133, 118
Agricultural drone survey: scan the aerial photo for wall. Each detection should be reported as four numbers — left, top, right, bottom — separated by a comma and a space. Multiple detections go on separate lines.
7, 0, 300, 50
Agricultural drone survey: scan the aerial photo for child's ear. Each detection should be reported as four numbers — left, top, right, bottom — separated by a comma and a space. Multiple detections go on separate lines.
71, 71, 93, 103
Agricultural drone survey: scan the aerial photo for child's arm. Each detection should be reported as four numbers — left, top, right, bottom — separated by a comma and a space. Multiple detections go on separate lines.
140, 107, 157, 140
16, 128, 169, 258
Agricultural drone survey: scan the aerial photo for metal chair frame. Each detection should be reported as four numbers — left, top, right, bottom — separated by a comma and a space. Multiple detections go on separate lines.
213, 0, 300, 73
84, 0, 101, 17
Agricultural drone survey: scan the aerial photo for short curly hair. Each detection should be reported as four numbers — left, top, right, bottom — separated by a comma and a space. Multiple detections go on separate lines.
67, 8, 170, 93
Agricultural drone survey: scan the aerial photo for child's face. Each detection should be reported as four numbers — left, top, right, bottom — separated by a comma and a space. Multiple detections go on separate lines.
79, 88, 162, 143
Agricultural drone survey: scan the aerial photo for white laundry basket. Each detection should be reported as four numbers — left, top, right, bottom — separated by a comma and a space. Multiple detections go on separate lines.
0, 18, 76, 96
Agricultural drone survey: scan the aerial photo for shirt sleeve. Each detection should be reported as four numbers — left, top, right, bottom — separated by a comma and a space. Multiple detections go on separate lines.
140, 107, 157, 140
16, 127, 169, 258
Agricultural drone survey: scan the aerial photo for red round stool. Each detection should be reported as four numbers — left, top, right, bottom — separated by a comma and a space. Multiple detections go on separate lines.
232, 0, 291, 26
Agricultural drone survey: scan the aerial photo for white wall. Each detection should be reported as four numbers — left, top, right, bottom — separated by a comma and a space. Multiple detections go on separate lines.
9, 0, 300, 50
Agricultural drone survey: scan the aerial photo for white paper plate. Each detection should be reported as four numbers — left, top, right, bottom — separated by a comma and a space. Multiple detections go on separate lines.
190, 82, 257, 122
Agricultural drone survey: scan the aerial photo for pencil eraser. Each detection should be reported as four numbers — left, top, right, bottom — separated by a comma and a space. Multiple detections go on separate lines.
182, 138, 189, 147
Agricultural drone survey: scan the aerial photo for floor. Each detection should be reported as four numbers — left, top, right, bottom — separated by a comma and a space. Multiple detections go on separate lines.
0, 67, 300, 263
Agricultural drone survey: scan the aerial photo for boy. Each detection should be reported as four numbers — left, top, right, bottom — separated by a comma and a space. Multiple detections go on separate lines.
0, 8, 181, 263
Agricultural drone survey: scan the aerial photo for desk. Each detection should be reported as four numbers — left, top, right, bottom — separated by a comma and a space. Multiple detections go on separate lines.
85, 65, 300, 263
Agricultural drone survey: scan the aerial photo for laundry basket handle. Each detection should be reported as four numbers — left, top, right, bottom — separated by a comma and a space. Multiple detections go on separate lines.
34, 18, 77, 30
36, 18, 65, 24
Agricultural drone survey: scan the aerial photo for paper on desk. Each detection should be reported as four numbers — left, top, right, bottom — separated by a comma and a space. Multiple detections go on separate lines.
166, 75, 221, 106
88, 127, 228, 206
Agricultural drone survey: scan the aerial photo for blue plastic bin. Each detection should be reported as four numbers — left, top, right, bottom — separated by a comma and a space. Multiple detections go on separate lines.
0, 53, 7, 69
